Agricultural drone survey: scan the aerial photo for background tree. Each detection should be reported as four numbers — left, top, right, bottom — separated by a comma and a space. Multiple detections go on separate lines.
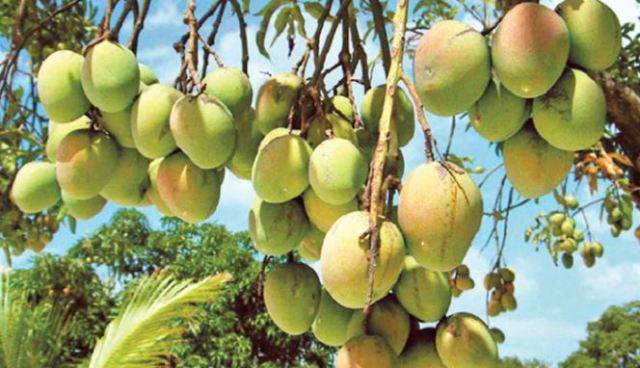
11, 209, 334, 367
561, 301, 640, 368
500, 357, 550, 368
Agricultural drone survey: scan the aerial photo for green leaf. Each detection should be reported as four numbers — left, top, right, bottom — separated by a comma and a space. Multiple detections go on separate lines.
271, 6, 291, 47
290, 5, 307, 38
255, 0, 286, 58
303, 2, 325, 19
87, 272, 231, 368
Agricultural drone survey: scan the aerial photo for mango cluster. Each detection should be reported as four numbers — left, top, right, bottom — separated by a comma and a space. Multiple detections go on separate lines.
484, 268, 517, 317
11, 40, 257, 237
414, 0, 621, 200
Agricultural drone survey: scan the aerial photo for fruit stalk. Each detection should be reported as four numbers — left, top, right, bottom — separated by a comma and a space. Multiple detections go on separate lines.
364, 0, 408, 316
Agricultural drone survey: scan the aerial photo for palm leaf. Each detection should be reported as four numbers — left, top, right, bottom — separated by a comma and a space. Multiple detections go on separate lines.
0, 272, 68, 368
87, 272, 231, 368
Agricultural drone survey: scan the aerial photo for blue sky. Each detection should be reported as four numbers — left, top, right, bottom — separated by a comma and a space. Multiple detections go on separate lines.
3, 0, 640, 365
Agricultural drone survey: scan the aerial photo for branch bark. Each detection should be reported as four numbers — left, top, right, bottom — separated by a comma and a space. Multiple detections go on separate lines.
364, 0, 409, 317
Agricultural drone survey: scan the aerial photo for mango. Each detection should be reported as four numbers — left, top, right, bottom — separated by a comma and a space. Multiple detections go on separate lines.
302, 188, 358, 233
252, 132, 312, 203
62, 191, 105, 220
170, 94, 236, 169
346, 296, 411, 354
399, 328, 446, 368
144, 158, 173, 216
203, 66, 253, 117
81, 41, 140, 112
336, 335, 398, 368
307, 96, 358, 148
99, 148, 150, 206
255, 72, 303, 134
398, 162, 483, 272
492, 3, 570, 98
360, 85, 415, 146
298, 225, 325, 262
263, 262, 321, 335
37, 50, 90, 122
469, 80, 529, 142
131, 84, 182, 159
436, 313, 499, 368
312, 289, 354, 346
394, 256, 451, 322
413, 20, 491, 116
557, 0, 621, 71
533, 69, 606, 151
138, 63, 158, 85
46, 116, 90, 162
56, 129, 119, 199
226, 108, 263, 180
10, 162, 60, 213
156, 151, 222, 223
248, 197, 309, 255
503, 127, 574, 199
321, 211, 405, 308
309, 138, 368, 205
100, 105, 135, 148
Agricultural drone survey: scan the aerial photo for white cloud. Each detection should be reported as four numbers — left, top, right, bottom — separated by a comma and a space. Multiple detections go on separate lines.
146, 1, 181, 27
578, 258, 640, 302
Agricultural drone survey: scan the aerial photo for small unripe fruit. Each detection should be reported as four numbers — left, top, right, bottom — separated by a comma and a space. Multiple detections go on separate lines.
456, 276, 475, 291
498, 268, 515, 283
138, 63, 158, 85
490, 328, 506, 344
562, 253, 574, 269
487, 300, 502, 317
501, 293, 518, 311
484, 273, 501, 290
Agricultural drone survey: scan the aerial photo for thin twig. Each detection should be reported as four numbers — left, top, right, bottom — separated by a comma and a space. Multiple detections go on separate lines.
399, 72, 435, 162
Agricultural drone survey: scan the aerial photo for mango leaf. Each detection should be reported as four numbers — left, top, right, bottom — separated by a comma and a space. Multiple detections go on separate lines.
256, 0, 287, 58
303, 1, 327, 20
271, 6, 291, 47
290, 5, 307, 38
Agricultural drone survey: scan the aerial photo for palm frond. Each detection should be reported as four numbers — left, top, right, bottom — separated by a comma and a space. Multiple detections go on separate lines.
0, 272, 68, 368
87, 272, 231, 368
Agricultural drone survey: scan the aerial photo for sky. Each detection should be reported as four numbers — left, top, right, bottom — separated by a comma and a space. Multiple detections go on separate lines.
3, 0, 640, 366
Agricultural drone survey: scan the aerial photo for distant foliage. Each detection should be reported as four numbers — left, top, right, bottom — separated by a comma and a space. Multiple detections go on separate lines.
561, 301, 640, 368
